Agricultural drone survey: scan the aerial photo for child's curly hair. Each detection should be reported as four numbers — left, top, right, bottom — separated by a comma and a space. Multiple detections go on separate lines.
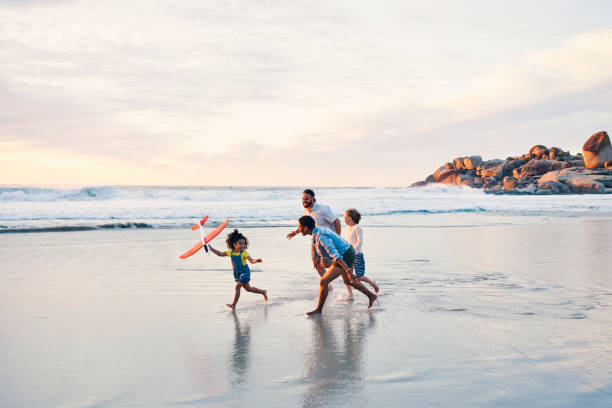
226, 229, 248, 249
345, 208, 361, 224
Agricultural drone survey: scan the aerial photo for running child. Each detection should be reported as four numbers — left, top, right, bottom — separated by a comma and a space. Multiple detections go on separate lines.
343, 209, 379, 293
209, 229, 268, 310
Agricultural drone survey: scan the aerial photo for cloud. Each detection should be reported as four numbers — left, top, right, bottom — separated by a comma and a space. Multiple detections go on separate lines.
1, 2, 611, 186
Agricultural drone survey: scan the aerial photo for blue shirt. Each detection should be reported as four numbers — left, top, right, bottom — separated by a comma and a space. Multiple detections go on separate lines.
312, 226, 350, 261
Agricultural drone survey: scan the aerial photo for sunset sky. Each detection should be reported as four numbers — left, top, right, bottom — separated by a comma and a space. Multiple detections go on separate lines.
1, 0, 611, 186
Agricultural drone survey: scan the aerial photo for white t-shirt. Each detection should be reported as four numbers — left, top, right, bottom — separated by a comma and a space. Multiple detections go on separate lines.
303, 202, 337, 231
343, 224, 363, 254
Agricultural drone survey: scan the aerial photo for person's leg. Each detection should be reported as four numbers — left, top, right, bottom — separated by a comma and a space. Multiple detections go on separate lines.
341, 269, 377, 308
345, 280, 354, 298
307, 266, 343, 315
360, 276, 379, 293
316, 265, 333, 290
227, 283, 242, 309
243, 283, 268, 301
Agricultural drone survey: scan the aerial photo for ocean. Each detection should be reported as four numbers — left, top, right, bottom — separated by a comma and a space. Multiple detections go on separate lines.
2, 184, 612, 232
1, 185, 611, 407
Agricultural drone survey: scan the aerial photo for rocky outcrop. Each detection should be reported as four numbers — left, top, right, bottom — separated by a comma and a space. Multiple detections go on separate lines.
539, 167, 612, 194
412, 132, 612, 194
582, 131, 612, 169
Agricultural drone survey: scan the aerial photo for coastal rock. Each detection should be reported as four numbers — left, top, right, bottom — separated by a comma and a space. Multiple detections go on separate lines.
568, 179, 606, 194
482, 178, 497, 189
436, 169, 463, 184
539, 167, 612, 194
453, 157, 466, 170
413, 133, 611, 194
568, 159, 585, 168
515, 184, 537, 194
582, 131, 612, 169
463, 156, 483, 170
481, 159, 504, 169
433, 165, 447, 180
537, 180, 571, 194
529, 145, 549, 158
481, 162, 506, 179
513, 160, 553, 179
548, 147, 567, 160
550, 161, 571, 171
503, 177, 518, 191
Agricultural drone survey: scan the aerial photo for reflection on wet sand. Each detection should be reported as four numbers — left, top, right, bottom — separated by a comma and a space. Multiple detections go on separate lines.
229, 311, 251, 391
301, 313, 376, 408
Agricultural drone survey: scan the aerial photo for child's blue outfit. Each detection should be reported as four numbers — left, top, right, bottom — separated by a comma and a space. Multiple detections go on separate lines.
226, 249, 250, 283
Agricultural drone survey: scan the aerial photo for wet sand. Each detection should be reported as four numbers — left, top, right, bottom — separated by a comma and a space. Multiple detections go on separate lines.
1, 219, 611, 407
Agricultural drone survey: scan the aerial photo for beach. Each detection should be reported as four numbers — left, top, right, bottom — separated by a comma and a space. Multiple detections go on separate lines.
1, 213, 611, 407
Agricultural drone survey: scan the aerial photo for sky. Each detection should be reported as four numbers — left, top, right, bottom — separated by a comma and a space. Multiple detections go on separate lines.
1, 0, 611, 187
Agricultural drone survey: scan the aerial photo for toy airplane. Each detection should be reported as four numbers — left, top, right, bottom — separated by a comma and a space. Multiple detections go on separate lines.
179, 216, 229, 259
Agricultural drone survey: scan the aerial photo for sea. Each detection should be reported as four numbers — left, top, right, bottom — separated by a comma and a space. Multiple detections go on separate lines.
1, 185, 611, 407
2, 184, 612, 232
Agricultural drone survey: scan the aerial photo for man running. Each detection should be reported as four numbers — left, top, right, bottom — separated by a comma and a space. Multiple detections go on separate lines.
287, 189, 352, 297
297, 215, 377, 315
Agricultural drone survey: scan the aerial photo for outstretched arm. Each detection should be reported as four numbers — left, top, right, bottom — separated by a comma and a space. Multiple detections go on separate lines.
208, 245, 227, 257
286, 229, 299, 239
247, 255, 262, 264
333, 218, 341, 235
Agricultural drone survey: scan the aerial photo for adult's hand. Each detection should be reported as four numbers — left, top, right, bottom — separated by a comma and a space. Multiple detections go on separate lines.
286, 229, 298, 239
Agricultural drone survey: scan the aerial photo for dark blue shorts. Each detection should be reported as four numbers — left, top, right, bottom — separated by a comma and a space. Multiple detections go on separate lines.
235, 272, 250, 284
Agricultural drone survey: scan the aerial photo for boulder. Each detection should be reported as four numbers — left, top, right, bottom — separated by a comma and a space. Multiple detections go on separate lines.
582, 131, 612, 169
503, 177, 518, 191
529, 145, 549, 158
515, 184, 537, 194
513, 160, 553, 179
567, 179, 606, 194
459, 174, 476, 185
453, 157, 466, 170
549, 161, 571, 171
481, 162, 506, 180
436, 169, 463, 184
433, 165, 447, 180
483, 178, 499, 189
568, 160, 585, 167
539, 167, 612, 194
481, 159, 504, 169
463, 156, 483, 170
537, 180, 571, 194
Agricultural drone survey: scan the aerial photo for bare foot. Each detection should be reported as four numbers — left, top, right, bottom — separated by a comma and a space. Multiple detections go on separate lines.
347, 295, 355, 301
263, 290, 268, 302
373, 282, 380, 293
368, 295, 377, 309
226, 303, 236, 310
307, 309, 322, 316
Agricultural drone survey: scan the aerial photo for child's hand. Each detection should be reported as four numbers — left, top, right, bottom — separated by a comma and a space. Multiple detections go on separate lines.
252, 258, 263, 263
